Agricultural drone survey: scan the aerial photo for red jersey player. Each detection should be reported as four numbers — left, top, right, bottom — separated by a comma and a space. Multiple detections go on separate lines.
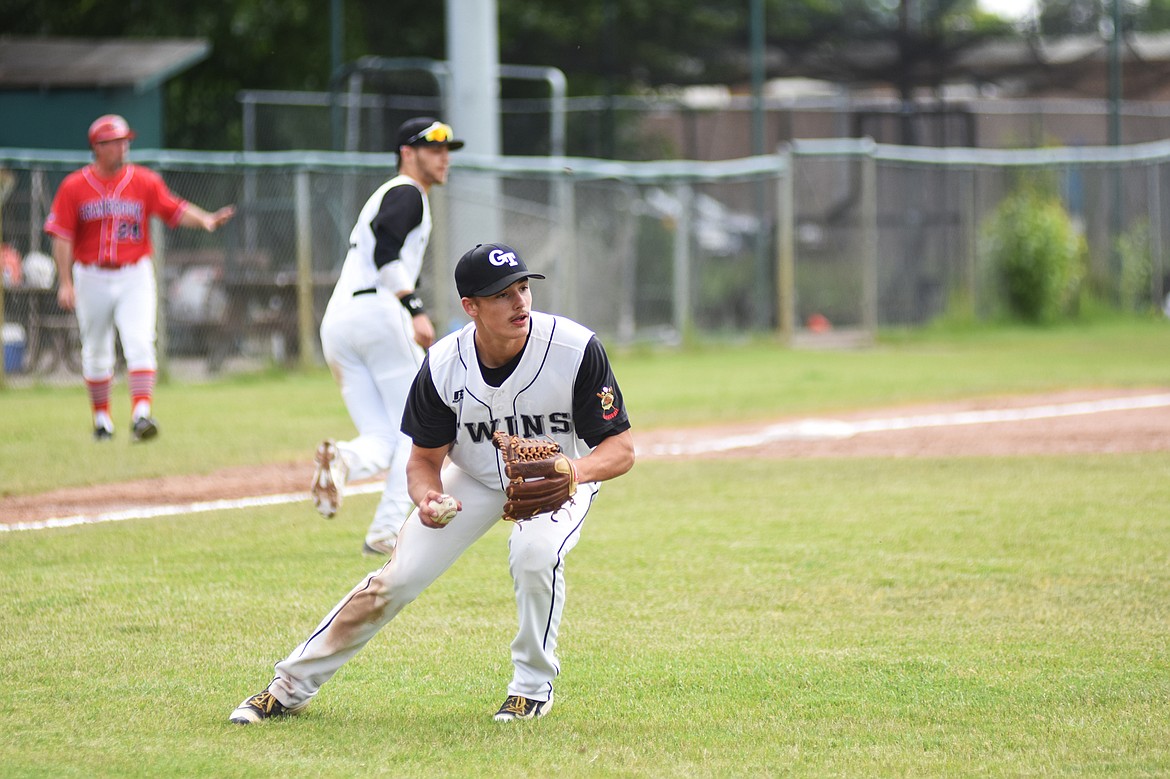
44, 114, 236, 442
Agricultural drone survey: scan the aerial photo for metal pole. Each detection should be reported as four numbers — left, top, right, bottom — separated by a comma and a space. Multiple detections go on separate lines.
295, 170, 315, 369
331, 0, 343, 81
964, 166, 979, 317
861, 140, 879, 336
330, 0, 344, 151
750, 0, 765, 157
601, 0, 617, 159
1108, 0, 1124, 296
1108, 0, 1122, 148
447, 0, 503, 252
241, 99, 258, 253
152, 217, 168, 379
346, 72, 363, 152
1149, 164, 1163, 310
777, 145, 795, 344
0, 170, 10, 386
672, 181, 693, 339
750, 0, 770, 328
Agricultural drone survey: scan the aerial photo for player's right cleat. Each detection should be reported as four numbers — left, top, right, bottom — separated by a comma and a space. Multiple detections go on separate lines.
130, 416, 159, 442
229, 690, 306, 725
311, 439, 348, 519
93, 425, 114, 442
493, 694, 554, 722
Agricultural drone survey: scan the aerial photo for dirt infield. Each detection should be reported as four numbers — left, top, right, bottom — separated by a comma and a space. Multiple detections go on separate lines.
3, 388, 1169, 526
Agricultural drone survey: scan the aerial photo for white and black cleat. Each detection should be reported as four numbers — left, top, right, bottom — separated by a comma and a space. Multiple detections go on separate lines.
493, 694, 554, 722
229, 690, 306, 725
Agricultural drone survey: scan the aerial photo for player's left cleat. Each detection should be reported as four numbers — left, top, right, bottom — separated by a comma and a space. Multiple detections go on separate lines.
229, 690, 307, 725
93, 425, 114, 442
130, 416, 159, 442
493, 694, 554, 722
311, 439, 348, 519
362, 539, 395, 557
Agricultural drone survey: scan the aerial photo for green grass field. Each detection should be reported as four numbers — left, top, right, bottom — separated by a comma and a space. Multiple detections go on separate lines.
4, 318, 1170, 496
2, 320, 1169, 776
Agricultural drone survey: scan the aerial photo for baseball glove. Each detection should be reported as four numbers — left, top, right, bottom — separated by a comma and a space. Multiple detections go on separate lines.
492, 431, 578, 522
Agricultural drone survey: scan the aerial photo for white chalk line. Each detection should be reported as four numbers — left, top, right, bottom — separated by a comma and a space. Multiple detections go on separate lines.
639, 392, 1170, 457
5, 393, 1169, 533
1, 481, 383, 534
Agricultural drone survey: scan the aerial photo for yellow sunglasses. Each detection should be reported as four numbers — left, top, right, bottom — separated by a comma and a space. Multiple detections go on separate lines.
404, 122, 454, 145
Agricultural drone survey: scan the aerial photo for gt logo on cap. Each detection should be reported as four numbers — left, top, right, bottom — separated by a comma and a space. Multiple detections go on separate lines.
489, 249, 518, 267
455, 241, 545, 297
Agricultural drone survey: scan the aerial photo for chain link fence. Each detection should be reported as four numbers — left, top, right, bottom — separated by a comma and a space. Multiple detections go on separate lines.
241, 88, 1170, 158
788, 140, 1170, 330
2, 140, 1169, 386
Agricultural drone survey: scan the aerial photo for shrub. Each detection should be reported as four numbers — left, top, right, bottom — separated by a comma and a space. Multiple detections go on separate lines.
982, 185, 1086, 323
1117, 219, 1154, 314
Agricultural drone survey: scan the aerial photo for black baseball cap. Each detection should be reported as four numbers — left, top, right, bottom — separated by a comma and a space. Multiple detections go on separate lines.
396, 117, 465, 150
455, 243, 546, 298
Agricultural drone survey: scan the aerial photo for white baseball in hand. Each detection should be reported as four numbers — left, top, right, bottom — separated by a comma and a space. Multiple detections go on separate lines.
427, 494, 459, 525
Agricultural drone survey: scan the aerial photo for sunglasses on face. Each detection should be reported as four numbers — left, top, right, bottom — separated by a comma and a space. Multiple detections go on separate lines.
405, 122, 454, 145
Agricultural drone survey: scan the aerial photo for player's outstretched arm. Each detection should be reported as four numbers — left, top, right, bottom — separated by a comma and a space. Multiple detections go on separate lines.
180, 204, 236, 232
572, 429, 635, 484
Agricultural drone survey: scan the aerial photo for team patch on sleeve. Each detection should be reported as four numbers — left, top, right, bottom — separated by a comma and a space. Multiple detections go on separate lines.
597, 386, 620, 420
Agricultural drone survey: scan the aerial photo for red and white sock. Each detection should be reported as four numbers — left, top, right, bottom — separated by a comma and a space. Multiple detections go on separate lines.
87, 376, 113, 430
129, 369, 156, 421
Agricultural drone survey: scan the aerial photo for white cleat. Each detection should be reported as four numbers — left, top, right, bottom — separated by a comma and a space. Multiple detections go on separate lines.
311, 439, 348, 519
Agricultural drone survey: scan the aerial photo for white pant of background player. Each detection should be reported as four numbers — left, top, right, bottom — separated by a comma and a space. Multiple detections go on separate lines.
319, 288, 423, 550
75, 260, 157, 379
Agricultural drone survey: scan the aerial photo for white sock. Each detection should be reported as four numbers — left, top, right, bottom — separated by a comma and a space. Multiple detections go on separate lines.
94, 410, 113, 431
133, 400, 151, 421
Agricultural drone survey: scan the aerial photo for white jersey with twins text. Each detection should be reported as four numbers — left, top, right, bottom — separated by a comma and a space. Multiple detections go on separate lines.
425, 311, 597, 488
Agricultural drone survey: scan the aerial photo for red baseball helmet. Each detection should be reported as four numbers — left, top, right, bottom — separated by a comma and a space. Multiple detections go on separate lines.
88, 114, 136, 146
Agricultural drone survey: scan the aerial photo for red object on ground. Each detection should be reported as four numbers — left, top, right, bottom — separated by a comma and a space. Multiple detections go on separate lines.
806, 313, 832, 332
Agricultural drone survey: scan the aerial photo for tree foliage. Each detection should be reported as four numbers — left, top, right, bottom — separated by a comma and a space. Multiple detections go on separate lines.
1036, 0, 1170, 35
0, 0, 1049, 150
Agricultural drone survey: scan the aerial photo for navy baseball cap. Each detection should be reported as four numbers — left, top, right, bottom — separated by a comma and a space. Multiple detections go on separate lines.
396, 117, 465, 150
455, 243, 546, 298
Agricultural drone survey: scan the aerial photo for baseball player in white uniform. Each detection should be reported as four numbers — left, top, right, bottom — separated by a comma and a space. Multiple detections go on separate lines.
231, 242, 634, 724
311, 117, 464, 556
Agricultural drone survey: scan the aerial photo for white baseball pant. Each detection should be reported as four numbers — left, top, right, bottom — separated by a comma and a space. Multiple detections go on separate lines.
320, 293, 422, 547
73, 259, 157, 379
267, 463, 600, 708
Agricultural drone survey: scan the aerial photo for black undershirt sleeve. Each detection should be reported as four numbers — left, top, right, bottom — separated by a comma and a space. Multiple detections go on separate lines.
401, 355, 458, 448
571, 336, 631, 448
370, 185, 424, 270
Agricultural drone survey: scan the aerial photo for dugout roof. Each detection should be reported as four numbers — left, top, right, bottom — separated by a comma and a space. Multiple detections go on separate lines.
0, 36, 210, 92
0, 36, 210, 150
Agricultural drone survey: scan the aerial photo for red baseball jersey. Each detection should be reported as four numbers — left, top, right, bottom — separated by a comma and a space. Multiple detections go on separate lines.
44, 164, 188, 267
